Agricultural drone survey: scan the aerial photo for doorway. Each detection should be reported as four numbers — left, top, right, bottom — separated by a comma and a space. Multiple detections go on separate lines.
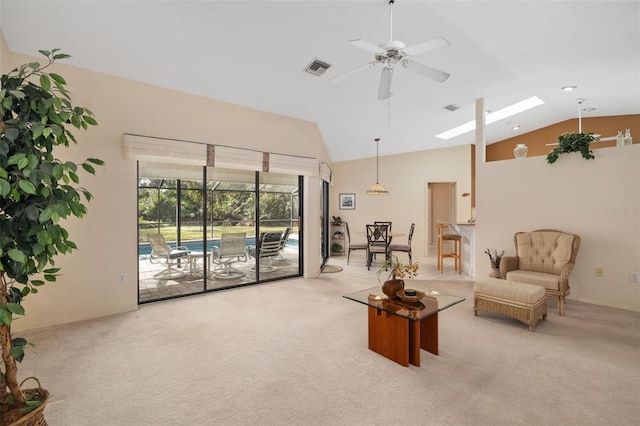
427, 182, 456, 248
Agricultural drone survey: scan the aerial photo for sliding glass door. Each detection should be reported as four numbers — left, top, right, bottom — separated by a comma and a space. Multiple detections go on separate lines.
138, 163, 302, 303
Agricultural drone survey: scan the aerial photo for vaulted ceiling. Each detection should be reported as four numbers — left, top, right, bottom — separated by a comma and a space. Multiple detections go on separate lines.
2, 1, 638, 162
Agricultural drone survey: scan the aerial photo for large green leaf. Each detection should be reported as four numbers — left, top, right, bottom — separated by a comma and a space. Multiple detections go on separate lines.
7, 249, 27, 263
10, 346, 25, 363
18, 179, 37, 195
49, 73, 66, 85
3, 127, 19, 141
0, 309, 13, 325
39, 74, 51, 91
0, 179, 10, 197
6, 303, 25, 316
82, 163, 96, 174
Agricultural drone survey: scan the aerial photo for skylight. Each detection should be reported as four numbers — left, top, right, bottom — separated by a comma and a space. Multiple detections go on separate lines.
435, 96, 545, 140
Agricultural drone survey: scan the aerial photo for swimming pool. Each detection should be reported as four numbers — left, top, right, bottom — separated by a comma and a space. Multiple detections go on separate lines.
139, 237, 298, 256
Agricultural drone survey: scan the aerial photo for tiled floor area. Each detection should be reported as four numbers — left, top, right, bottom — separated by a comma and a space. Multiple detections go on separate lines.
138, 246, 472, 303
138, 246, 301, 302
326, 248, 474, 283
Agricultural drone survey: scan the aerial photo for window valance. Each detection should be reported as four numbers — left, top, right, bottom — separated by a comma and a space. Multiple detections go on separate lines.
122, 133, 318, 176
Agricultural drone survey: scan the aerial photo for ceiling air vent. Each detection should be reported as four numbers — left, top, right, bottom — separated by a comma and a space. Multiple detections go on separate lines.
443, 103, 460, 112
304, 59, 331, 77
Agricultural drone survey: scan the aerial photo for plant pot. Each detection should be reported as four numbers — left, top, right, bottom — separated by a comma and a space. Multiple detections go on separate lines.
489, 268, 502, 279
3, 378, 49, 426
382, 279, 404, 299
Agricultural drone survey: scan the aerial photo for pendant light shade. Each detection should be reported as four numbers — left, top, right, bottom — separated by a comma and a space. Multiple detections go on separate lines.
366, 138, 389, 195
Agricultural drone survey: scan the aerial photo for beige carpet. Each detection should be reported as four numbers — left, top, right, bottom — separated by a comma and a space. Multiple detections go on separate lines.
20, 273, 640, 425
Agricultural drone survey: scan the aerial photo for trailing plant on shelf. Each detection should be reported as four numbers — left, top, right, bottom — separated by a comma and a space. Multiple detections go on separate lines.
546, 132, 596, 164
0, 49, 103, 423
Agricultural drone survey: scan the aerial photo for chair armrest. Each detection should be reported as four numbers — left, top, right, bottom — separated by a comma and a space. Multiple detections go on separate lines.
558, 263, 575, 295
210, 246, 221, 261
500, 256, 519, 278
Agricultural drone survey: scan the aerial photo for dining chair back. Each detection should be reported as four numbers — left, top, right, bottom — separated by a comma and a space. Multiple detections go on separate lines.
389, 223, 415, 264
373, 221, 393, 245
374, 221, 392, 231
346, 222, 367, 264
366, 224, 390, 270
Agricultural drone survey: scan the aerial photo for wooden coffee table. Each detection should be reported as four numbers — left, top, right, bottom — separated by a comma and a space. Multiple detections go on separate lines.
343, 281, 464, 367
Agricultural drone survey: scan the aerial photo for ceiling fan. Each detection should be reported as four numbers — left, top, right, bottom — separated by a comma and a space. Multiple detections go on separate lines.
329, 0, 451, 100
545, 99, 616, 146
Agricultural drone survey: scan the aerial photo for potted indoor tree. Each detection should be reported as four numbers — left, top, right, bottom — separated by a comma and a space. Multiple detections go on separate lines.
0, 49, 103, 424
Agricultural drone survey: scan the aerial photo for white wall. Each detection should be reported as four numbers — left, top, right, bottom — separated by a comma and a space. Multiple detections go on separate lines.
4, 44, 331, 331
331, 145, 473, 258
475, 145, 640, 312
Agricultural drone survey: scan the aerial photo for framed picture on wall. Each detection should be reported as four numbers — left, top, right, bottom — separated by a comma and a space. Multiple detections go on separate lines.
339, 193, 355, 210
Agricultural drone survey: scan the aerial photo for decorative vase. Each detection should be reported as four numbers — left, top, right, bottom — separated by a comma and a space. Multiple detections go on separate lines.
382, 279, 404, 299
624, 128, 632, 145
489, 262, 501, 279
513, 144, 528, 159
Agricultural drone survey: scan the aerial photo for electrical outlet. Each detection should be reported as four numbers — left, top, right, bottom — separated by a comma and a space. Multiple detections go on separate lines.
631, 272, 640, 283
118, 273, 126, 283
595, 268, 604, 278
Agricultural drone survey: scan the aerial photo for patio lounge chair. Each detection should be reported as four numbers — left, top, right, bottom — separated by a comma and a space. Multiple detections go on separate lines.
147, 234, 189, 279
248, 231, 283, 272
210, 232, 248, 279
275, 227, 292, 261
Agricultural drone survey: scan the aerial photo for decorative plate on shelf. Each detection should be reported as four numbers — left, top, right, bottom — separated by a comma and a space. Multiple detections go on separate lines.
396, 289, 425, 302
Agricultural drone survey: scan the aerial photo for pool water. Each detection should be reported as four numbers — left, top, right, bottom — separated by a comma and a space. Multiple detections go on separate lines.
139, 237, 298, 256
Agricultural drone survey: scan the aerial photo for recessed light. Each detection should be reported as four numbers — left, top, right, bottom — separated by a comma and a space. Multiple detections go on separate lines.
583, 107, 596, 112
561, 86, 577, 91
511, 125, 521, 130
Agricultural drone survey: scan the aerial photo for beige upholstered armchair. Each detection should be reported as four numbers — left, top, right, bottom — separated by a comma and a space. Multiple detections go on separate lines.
500, 229, 581, 316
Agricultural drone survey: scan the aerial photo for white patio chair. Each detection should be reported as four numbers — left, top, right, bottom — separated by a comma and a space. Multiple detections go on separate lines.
147, 234, 189, 279
210, 233, 248, 280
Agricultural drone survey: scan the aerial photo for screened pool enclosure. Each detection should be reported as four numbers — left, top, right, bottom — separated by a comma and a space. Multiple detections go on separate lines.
138, 164, 302, 303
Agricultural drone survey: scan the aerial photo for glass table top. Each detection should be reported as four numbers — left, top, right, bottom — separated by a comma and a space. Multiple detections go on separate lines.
343, 280, 465, 321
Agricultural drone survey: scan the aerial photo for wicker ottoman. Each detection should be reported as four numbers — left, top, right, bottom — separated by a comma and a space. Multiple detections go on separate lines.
474, 277, 547, 331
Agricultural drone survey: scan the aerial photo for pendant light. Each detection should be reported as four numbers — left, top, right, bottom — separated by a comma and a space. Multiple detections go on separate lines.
366, 138, 389, 195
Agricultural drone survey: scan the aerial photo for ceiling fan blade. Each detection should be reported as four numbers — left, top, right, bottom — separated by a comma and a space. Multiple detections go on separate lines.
348, 39, 387, 55
329, 62, 376, 84
402, 58, 450, 83
377, 67, 393, 100
402, 36, 450, 56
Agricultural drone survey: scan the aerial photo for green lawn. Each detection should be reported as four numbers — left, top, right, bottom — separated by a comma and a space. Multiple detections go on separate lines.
139, 225, 297, 243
